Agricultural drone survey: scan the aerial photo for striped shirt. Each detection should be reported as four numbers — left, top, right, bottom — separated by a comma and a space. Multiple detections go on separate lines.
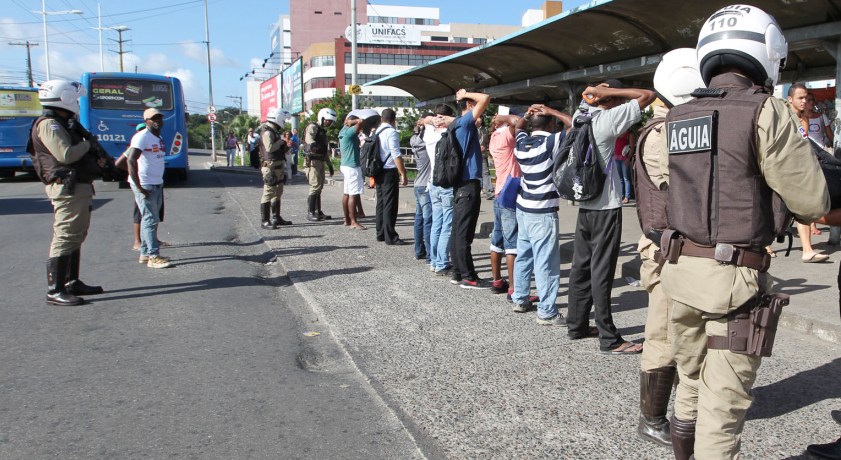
514, 129, 564, 213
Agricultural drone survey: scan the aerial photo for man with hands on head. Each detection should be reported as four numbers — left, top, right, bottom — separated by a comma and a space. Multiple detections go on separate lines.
374, 108, 408, 245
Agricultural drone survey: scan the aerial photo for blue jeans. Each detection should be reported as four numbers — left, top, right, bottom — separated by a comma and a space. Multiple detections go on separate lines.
615, 158, 632, 200
490, 198, 518, 255
226, 148, 236, 166
414, 186, 432, 259
428, 184, 454, 271
513, 209, 561, 319
131, 183, 164, 257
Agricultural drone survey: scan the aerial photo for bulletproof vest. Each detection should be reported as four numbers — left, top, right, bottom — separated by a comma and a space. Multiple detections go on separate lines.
29, 113, 96, 185
258, 123, 286, 162
305, 123, 328, 161
666, 76, 777, 248
632, 116, 668, 235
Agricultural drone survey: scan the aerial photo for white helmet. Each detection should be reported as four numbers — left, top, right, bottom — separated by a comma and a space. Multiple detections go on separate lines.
653, 48, 706, 107
317, 107, 337, 124
266, 107, 290, 125
38, 79, 85, 114
697, 5, 787, 87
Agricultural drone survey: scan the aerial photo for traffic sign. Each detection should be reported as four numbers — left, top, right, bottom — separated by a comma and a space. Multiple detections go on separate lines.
207, 113, 217, 122
348, 84, 362, 95
207, 105, 217, 114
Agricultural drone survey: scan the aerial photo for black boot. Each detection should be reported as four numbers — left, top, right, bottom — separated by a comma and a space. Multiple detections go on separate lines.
638, 367, 676, 446
271, 200, 292, 226
47, 256, 83, 306
807, 437, 841, 460
670, 416, 696, 460
65, 250, 103, 295
307, 195, 320, 222
316, 195, 331, 220
261, 202, 275, 229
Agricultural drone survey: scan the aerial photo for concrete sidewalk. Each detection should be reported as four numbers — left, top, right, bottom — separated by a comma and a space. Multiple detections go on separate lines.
211, 160, 841, 345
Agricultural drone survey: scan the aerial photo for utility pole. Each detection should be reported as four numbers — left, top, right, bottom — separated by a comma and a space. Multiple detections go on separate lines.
9, 41, 39, 87
204, 0, 217, 162
351, 0, 358, 110
226, 95, 242, 114
109, 26, 130, 72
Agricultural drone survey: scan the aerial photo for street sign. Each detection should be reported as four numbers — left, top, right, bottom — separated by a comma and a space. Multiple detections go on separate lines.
207, 113, 217, 122
348, 84, 362, 95
207, 105, 216, 114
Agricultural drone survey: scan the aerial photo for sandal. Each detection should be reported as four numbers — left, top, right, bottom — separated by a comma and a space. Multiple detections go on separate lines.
765, 247, 777, 258
802, 253, 830, 263
569, 326, 599, 340
601, 341, 643, 355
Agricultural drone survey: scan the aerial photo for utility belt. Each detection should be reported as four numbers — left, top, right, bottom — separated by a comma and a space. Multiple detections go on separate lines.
706, 293, 789, 357
659, 230, 771, 273
261, 160, 284, 170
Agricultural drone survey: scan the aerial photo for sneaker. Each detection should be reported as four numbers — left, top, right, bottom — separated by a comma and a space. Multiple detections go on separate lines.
459, 277, 491, 290
490, 279, 509, 294
449, 273, 463, 285
536, 313, 567, 326
146, 255, 172, 269
512, 300, 535, 313
434, 268, 451, 277
506, 289, 539, 304
138, 255, 149, 264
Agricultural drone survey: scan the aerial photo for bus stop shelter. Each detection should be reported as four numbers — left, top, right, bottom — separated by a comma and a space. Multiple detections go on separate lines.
367, 0, 841, 151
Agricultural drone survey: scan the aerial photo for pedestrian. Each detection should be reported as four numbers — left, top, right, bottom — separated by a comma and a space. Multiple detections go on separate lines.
374, 108, 408, 245
425, 104, 456, 275
339, 108, 377, 230
303, 108, 336, 221
633, 48, 705, 447
614, 130, 633, 204
508, 105, 571, 323
257, 108, 293, 229
478, 118, 494, 199
565, 79, 655, 352
247, 127, 260, 169
30, 79, 105, 305
225, 131, 239, 167
661, 6, 829, 459
127, 108, 173, 269
290, 127, 300, 176
435, 89, 492, 289
411, 116, 433, 259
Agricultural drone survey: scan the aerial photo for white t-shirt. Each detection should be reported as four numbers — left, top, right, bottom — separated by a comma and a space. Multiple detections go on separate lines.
423, 123, 444, 172
129, 129, 166, 186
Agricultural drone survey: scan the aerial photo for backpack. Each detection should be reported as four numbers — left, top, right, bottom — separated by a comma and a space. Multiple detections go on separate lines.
362, 126, 386, 178
552, 111, 605, 202
432, 120, 464, 188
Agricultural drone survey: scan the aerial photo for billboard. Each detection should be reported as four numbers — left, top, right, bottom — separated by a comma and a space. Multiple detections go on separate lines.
281, 57, 303, 115
344, 24, 422, 46
259, 74, 280, 121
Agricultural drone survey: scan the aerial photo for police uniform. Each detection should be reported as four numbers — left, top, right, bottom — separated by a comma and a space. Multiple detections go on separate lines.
30, 111, 102, 305
633, 103, 677, 445
304, 122, 333, 220
258, 121, 289, 228
661, 73, 829, 459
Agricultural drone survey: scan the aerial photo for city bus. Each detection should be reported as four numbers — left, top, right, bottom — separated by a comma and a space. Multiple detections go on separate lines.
0, 86, 40, 178
78, 72, 189, 180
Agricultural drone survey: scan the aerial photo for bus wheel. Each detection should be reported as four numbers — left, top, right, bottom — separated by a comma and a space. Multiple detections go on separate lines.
0, 170, 14, 179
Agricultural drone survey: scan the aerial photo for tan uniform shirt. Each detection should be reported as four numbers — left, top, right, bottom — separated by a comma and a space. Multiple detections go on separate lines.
637, 104, 669, 255
661, 94, 830, 314
304, 123, 319, 146
37, 118, 90, 165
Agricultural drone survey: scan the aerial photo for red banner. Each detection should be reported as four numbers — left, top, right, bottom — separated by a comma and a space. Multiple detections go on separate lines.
259, 75, 280, 122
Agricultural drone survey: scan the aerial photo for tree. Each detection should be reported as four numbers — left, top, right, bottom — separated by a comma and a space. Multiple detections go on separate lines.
228, 114, 259, 141
303, 91, 352, 142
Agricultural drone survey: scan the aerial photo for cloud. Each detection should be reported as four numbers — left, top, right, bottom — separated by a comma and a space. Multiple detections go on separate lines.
180, 42, 238, 68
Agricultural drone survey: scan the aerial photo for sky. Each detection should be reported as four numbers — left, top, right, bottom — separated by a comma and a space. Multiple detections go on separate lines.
0, 0, 590, 115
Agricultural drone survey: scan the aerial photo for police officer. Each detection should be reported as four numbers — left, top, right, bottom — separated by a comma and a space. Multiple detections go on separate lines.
30, 80, 105, 306
660, 6, 830, 459
304, 107, 336, 221
259, 108, 293, 229
634, 48, 705, 447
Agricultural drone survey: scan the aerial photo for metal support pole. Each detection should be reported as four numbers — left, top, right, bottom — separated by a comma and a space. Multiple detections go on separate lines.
204, 0, 217, 162
42, 0, 49, 80
351, 0, 358, 110
98, 3, 103, 71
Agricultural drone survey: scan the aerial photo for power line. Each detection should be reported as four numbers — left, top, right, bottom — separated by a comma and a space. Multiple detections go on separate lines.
4, 0, 206, 25
9, 41, 39, 86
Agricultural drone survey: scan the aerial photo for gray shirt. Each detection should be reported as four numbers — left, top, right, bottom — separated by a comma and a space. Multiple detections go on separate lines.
574, 99, 642, 210
411, 133, 430, 187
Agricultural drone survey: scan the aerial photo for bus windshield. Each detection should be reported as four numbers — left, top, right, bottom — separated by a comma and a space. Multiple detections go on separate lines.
0, 88, 41, 119
89, 78, 173, 111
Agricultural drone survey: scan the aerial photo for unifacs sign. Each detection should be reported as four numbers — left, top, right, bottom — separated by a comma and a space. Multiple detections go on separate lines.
667, 115, 714, 154
346, 24, 421, 46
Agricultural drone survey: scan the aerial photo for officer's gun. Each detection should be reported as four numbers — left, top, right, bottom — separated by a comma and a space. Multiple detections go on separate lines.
71, 123, 127, 182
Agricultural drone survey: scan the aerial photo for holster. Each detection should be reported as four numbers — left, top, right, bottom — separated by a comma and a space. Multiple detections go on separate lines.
707, 293, 789, 357
659, 229, 683, 264
53, 168, 77, 195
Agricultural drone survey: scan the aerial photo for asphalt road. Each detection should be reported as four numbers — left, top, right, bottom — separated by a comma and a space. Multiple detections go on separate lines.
1, 150, 840, 459
0, 160, 421, 459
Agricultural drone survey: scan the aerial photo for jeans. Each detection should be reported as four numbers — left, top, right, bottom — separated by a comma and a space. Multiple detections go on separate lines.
481, 155, 494, 194
414, 186, 432, 258
513, 209, 561, 319
428, 184, 454, 271
226, 148, 236, 166
490, 198, 518, 255
451, 180, 482, 279
131, 183, 163, 257
615, 157, 632, 200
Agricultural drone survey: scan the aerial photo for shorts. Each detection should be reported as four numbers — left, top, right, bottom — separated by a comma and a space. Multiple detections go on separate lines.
490, 197, 517, 255
133, 190, 165, 224
340, 165, 363, 195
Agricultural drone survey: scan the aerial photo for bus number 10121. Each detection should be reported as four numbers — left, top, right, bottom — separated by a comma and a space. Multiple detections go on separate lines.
97, 133, 126, 142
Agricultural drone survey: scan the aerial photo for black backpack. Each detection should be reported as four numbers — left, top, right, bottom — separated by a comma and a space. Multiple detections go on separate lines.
432, 120, 464, 188
362, 126, 386, 178
552, 111, 605, 202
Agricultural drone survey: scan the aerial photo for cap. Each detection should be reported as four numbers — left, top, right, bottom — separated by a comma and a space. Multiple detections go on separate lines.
143, 108, 163, 120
